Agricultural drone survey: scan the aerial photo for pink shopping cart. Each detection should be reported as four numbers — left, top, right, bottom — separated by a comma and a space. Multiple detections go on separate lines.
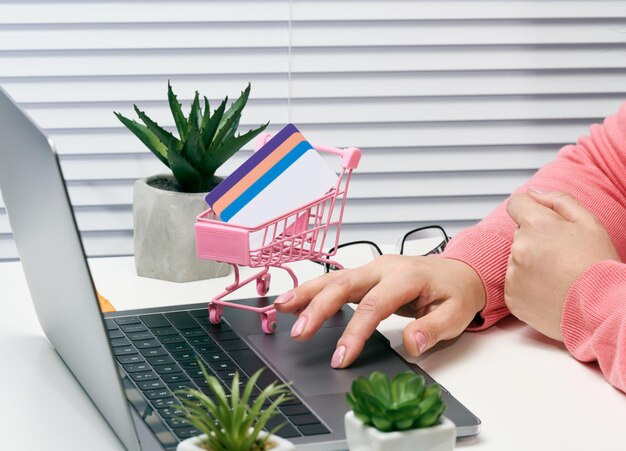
195, 133, 361, 334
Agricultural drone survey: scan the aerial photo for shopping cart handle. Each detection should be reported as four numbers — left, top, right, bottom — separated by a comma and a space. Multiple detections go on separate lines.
313, 145, 361, 170
254, 133, 361, 169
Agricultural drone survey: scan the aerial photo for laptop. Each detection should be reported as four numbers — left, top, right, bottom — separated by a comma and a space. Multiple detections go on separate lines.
0, 87, 480, 450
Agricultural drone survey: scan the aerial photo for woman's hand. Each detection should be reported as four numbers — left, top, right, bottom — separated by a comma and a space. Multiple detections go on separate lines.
274, 255, 486, 368
505, 190, 620, 340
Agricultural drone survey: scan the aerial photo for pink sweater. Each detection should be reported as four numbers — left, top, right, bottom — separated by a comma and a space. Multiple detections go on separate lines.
442, 102, 626, 393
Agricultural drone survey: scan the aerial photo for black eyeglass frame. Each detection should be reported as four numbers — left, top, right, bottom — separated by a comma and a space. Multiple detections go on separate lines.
316, 225, 450, 273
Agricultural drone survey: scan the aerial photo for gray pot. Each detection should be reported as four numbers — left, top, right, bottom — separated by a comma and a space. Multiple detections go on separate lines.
133, 174, 230, 283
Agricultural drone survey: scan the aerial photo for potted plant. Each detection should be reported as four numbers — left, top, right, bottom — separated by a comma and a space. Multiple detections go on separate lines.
114, 82, 268, 282
175, 364, 295, 451
344, 371, 455, 451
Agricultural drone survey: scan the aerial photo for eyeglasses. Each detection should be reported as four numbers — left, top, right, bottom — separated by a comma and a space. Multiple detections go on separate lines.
318, 225, 450, 273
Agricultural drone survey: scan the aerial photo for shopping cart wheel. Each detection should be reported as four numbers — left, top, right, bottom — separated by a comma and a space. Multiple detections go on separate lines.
208, 304, 222, 324
256, 273, 271, 296
261, 311, 277, 334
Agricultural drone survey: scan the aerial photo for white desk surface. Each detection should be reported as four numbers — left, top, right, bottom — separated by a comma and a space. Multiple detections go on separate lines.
1, 256, 625, 451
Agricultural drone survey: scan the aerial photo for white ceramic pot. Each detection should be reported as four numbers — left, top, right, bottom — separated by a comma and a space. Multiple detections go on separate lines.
133, 174, 230, 283
344, 410, 456, 451
176, 431, 295, 451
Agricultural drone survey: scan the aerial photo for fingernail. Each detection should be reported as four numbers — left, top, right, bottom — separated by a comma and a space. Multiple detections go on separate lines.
274, 291, 294, 305
528, 186, 545, 195
414, 331, 427, 354
331, 345, 346, 368
290, 316, 307, 337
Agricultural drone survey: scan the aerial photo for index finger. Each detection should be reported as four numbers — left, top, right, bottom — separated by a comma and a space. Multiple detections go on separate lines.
506, 192, 559, 228
332, 275, 426, 368
273, 264, 377, 314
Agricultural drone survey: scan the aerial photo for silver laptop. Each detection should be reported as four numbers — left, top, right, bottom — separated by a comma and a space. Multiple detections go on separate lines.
0, 86, 480, 450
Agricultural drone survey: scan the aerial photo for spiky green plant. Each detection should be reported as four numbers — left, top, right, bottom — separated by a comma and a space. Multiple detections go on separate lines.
175, 363, 292, 451
346, 371, 446, 432
114, 82, 268, 193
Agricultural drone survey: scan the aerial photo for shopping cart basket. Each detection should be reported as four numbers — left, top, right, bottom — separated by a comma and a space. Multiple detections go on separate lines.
195, 133, 361, 334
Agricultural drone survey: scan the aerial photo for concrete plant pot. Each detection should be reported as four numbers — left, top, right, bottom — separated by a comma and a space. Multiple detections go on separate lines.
133, 174, 230, 283
177, 432, 295, 451
344, 410, 456, 451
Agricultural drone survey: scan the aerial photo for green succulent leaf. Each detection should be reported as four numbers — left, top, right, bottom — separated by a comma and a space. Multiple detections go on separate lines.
181, 115, 203, 171
114, 112, 169, 167
202, 96, 227, 149
346, 371, 446, 432
167, 81, 188, 141
188, 91, 202, 130
201, 96, 211, 130
369, 372, 392, 403
133, 105, 181, 152
167, 140, 203, 192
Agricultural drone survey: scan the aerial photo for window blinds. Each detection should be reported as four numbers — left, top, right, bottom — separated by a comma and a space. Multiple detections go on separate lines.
1, 0, 626, 260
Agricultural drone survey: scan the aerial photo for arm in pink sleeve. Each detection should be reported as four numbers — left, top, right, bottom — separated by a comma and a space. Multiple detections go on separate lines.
442, 102, 626, 331
562, 261, 626, 393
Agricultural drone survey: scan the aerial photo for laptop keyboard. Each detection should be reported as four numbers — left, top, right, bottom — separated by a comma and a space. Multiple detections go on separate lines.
105, 308, 330, 449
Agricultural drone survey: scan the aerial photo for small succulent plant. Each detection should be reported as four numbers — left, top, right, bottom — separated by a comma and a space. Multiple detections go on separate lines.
115, 82, 268, 193
175, 363, 291, 451
346, 371, 446, 432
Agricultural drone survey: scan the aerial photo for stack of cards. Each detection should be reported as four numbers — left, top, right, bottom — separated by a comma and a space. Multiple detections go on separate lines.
205, 124, 339, 245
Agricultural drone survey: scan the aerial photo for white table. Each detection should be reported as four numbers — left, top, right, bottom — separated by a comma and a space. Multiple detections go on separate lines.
1, 256, 625, 450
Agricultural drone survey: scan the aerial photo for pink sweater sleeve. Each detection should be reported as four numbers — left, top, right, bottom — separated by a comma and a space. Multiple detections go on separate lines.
442, 102, 626, 390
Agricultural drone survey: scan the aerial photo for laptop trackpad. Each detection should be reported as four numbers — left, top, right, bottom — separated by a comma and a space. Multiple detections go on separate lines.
247, 327, 409, 397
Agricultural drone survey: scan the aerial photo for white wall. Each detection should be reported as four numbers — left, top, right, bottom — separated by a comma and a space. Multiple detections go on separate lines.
2, 0, 626, 260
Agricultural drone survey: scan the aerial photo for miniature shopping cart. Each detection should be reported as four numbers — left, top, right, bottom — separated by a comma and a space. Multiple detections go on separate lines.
195, 133, 361, 334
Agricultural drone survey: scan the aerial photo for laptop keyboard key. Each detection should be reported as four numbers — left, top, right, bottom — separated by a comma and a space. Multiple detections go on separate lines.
165, 312, 199, 329
120, 323, 148, 333
161, 373, 190, 384
147, 355, 175, 366
110, 337, 131, 347
220, 339, 249, 352
158, 407, 184, 418
290, 414, 319, 426
158, 335, 185, 345
212, 331, 239, 341
298, 423, 330, 436
137, 379, 166, 391
194, 343, 221, 354
182, 328, 205, 338
151, 326, 178, 337
107, 329, 125, 339
274, 423, 301, 438
104, 319, 118, 330
281, 404, 311, 416
116, 354, 144, 365
188, 336, 214, 346
134, 339, 161, 349
174, 427, 200, 439
123, 362, 151, 373
154, 364, 183, 375
210, 361, 237, 371
167, 381, 197, 391
145, 388, 173, 400
114, 316, 140, 325
140, 314, 171, 328
127, 331, 154, 341
139, 347, 168, 357
171, 351, 197, 361
130, 371, 159, 382
164, 342, 192, 352
151, 397, 178, 409
229, 350, 277, 387
112, 345, 137, 356
166, 417, 191, 428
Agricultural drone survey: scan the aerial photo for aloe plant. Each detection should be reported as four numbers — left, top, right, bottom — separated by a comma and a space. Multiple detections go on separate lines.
346, 371, 446, 432
175, 362, 292, 451
114, 82, 268, 193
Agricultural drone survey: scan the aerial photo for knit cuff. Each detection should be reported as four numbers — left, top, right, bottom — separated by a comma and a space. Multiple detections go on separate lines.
442, 229, 512, 330
561, 260, 626, 360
